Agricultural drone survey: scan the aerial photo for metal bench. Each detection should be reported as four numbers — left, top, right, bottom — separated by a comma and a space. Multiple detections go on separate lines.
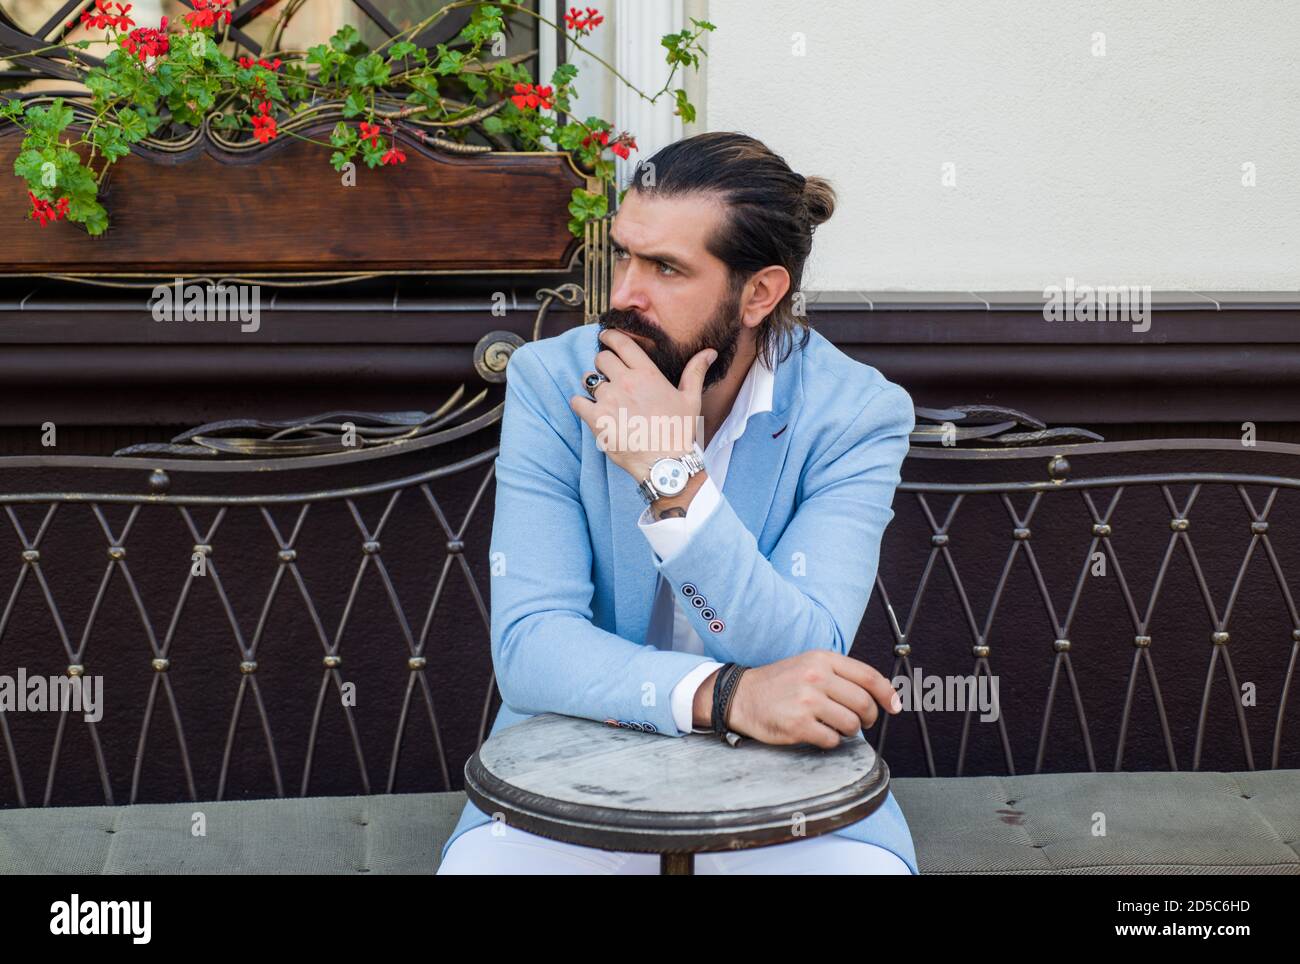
1, 322, 1298, 873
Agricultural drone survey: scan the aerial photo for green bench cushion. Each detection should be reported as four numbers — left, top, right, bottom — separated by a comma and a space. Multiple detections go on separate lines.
2, 770, 1297, 874
891, 770, 1300, 874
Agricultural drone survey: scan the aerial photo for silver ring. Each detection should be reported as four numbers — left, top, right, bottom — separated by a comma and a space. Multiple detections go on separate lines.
582, 370, 609, 400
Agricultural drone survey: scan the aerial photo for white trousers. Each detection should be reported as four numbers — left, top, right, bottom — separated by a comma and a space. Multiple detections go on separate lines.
437, 822, 912, 874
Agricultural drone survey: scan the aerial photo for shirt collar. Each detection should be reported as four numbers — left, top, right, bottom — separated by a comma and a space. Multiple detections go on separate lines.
710, 349, 776, 450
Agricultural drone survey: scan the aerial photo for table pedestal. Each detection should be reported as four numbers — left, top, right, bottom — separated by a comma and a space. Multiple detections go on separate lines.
661, 853, 693, 875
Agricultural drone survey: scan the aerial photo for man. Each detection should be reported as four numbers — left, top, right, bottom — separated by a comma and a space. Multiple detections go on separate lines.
438, 131, 918, 874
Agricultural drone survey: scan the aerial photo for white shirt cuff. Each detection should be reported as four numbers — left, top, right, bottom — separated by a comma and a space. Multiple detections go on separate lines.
670, 660, 726, 734
637, 474, 723, 563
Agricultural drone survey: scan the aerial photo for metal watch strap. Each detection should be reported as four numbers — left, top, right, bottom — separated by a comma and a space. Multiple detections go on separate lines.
679, 442, 705, 474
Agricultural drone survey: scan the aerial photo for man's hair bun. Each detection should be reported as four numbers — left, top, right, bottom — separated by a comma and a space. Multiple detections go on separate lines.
800, 175, 836, 229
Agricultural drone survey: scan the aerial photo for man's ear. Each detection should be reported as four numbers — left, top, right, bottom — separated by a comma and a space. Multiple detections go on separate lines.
740, 265, 792, 328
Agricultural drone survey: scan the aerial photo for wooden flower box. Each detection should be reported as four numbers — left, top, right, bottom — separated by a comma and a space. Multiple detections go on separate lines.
0, 121, 595, 277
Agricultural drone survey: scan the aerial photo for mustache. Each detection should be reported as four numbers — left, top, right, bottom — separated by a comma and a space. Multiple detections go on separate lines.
599, 309, 660, 335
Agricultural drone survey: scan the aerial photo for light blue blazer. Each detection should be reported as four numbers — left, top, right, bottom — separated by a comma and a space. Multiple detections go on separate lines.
441, 321, 919, 873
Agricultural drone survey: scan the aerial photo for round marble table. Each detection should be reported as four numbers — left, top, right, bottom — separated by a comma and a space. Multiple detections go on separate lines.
463, 712, 891, 874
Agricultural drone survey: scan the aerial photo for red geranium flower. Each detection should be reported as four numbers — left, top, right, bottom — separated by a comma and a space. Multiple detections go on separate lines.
79, 0, 135, 31
250, 101, 277, 143
381, 146, 407, 165
564, 6, 603, 35
610, 132, 637, 159
121, 20, 169, 61
510, 83, 553, 111
184, 0, 232, 30
27, 191, 71, 227
359, 122, 382, 147
240, 55, 282, 70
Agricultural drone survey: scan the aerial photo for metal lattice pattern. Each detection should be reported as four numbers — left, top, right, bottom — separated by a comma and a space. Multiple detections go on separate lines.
0, 0, 478, 67
0, 441, 502, 808
872, 447, 1300, 778
4, 423, 1300, 807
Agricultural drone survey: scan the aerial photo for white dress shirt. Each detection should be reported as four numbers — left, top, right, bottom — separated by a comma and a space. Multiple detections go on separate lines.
636, 350, 777, 734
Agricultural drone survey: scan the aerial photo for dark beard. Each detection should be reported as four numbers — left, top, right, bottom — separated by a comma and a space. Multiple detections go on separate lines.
597, 284, 743, 392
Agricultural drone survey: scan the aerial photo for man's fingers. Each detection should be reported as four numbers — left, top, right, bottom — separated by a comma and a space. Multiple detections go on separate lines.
598, 327, 653, 367
812, 695, 864, 741
568, 394, 598, 430
594, 348, 630, 380
829, 653, 901, 715
678, 347, 718, 396
823, 673, 880, 731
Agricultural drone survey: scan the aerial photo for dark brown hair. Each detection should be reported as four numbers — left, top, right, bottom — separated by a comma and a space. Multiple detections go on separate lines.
627, 131, 836, 369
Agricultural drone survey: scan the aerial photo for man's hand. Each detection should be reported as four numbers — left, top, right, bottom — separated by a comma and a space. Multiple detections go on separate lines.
568, 328, 717, 481
695, 650, 903, 749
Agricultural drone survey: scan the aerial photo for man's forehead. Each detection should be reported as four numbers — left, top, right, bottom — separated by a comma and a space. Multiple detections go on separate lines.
611, 192, 723, 257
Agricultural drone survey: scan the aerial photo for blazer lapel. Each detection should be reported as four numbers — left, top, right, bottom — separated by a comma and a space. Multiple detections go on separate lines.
605, 336, 805, 643
607, 463, 659, 643
718, 346, 802, 548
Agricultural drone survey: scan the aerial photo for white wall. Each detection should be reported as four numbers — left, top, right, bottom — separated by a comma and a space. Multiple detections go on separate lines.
699, 0, 1299, 291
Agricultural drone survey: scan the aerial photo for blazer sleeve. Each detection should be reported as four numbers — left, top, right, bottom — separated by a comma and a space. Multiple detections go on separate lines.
487, 343, 716, 736
649, 380, 914, 666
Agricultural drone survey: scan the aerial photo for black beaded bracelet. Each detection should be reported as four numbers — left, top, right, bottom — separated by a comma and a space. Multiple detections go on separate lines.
710, 662, 734, 736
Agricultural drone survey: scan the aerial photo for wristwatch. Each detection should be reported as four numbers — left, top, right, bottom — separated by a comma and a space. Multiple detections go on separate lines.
636, 442, 706, 505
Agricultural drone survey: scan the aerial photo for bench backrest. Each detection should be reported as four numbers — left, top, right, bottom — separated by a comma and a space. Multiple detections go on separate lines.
1, 399, 1296, 809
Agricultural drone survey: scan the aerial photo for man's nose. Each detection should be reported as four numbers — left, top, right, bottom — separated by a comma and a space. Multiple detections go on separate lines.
609, 260, 650, 313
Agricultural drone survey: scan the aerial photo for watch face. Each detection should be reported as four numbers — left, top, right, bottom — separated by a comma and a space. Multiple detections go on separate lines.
650, 458, 688, 495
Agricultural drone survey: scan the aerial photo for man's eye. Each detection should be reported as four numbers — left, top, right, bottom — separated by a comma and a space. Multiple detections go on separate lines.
612, 248, 629, 261
656, 261, 676, 276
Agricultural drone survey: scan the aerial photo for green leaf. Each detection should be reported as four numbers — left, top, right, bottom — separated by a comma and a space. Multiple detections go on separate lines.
389, 41, 417, 60
92, 125, 130, 162
329, 121, 357, 147
360, 141, 385, 169
673, 89, 695, 124
568, 187, 608, 235
352, 53, 390, 88
433, 46, 465, 76
68, 195, 108, 236
14, 149, 45, 183
342, 91, 367, 118
117, 108, 148, 143
554, 123, 588, 151
458, 4, 504, 47
330, 25, 363, 54
330, 151, 352, 172
551, 63, 578, 88
28, 100, 74, 138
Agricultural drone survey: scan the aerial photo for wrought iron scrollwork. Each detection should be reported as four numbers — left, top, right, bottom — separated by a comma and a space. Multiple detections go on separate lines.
912, 404, 1104, 447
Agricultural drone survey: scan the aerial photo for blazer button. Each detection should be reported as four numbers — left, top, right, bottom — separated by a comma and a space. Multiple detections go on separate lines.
708, 619, 725, 634
691, 595, 707, 609
682, 583, 698, 597
700, 607, 715, 620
